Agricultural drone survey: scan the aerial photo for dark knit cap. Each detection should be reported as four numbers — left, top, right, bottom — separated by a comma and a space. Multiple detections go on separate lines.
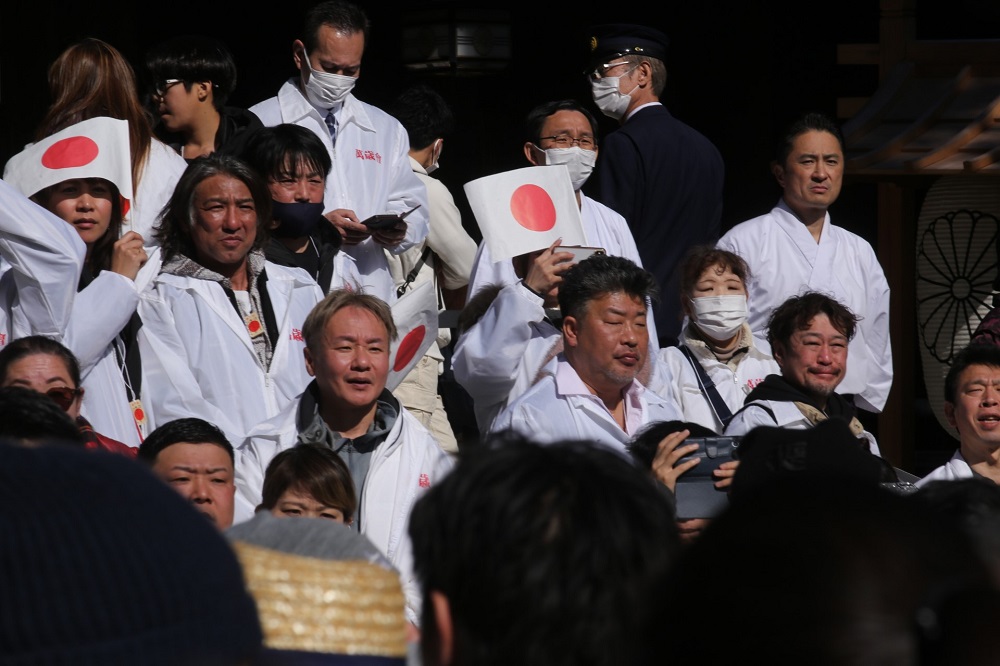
0, 442, 263, 665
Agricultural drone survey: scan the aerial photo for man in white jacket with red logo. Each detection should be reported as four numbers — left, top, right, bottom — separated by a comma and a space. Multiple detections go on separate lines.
234, 289, 453, 626
249, 0, 427, 304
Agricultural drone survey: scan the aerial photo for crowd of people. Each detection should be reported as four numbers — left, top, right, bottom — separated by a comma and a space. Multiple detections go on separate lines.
2, 2, 1000, 664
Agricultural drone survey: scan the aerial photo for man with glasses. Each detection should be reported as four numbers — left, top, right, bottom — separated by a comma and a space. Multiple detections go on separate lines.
249, 0, 428, 305
585, 23, 725, 348
455, 99, 655, 434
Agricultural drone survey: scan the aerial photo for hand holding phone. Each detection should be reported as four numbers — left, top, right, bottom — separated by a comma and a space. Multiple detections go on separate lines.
361, 203, 421, 230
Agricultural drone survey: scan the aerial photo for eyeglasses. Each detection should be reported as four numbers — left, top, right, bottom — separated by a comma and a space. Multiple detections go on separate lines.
588, 61, 636, 82
153, 79, 185, 97
44, 386, 83, 412
538, 134, 596, 150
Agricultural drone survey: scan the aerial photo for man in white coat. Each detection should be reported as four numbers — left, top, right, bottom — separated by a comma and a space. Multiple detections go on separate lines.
249, 0, 428, 304
717, 111, 891, 414
917, 343, 1000, 487
139, 155, 323, 449
234, 289, 453, 626
454, 100, 657, 433
491, 254, 681, 457
724, 292, 880, 457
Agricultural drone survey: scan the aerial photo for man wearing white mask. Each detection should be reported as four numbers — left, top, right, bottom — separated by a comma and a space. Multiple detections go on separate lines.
249, 0, 428, 304
583, 24, 724, 349
648, 246, 779, 434
464, 100, 650, 339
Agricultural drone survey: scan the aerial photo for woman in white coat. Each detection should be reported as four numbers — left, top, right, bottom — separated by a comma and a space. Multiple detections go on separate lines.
138, 154, 323, 448
650, 245, 780, 434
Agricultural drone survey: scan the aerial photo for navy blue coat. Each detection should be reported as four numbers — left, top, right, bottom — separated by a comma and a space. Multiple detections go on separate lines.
590, 105, 724, 346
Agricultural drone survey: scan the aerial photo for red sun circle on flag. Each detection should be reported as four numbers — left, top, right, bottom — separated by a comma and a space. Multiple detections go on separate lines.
393, 325, 426, 372
510, 184, 557, 232
40, 136, 100, 169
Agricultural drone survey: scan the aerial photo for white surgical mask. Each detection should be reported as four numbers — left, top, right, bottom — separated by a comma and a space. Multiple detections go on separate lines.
302, 48, 356, 108
425, 138, 442, 175
590, 72, 638, 120
543, 146, 596, 191
690, 295, 748, 341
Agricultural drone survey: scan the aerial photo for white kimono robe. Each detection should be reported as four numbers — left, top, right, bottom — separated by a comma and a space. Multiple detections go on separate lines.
491, 356, 683, 458
915, 450, 975, 487
251, 81, 428, 303
717, 199, 892, 413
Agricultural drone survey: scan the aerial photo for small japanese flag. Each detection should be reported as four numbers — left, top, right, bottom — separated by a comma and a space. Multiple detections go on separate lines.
464, 165, 586, 263
3, 116, 133, 209
387, 279, 438, 392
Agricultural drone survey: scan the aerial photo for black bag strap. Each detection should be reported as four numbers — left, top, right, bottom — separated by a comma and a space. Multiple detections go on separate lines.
679, 345, 735, 429
397, 247, 433, 298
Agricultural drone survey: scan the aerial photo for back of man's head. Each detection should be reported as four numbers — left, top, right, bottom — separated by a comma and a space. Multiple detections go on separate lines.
408, 431, 680, 666
557, 253, 659, 321
388, 83, 454, 150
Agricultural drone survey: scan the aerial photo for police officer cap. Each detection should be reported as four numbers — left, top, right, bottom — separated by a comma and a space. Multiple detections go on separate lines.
587, 23, 669, 69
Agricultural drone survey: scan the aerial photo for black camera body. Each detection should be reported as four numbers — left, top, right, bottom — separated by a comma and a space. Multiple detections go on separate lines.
675, 435, 741, 519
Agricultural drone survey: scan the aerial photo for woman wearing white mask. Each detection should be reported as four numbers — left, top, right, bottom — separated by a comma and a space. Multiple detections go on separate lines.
650, 245, 780, 434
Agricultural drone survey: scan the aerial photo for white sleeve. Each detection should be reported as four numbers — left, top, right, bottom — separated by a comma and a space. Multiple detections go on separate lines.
383, 127, 429, 256
63, 271, 140, 377
424, 178, 477, 290
856, 252, 893, 413
0, 179, 85, 341
723, 403, 777, 437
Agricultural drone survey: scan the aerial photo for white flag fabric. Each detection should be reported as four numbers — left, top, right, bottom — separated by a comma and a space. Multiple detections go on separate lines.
387, 279, 438, 392
464, 165, 586, 262
3, 116, 133, 207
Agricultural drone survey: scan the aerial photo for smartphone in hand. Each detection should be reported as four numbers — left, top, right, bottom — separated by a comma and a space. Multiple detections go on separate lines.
361, 203, 422, 230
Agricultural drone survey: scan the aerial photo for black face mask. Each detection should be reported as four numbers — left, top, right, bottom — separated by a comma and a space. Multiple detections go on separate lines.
270, 200, 324, 238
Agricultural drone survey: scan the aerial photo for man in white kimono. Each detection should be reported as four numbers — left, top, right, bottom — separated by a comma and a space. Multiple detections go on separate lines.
249, 0, 428, 303
717, 112, 891, 413
491, 255, 680, 457
917, 343, 1000, 487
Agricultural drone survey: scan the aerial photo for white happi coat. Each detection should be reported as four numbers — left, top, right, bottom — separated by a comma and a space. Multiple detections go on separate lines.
137, 261, 323, 447
63, 250, 161, 447
915, 450, 975, 488
452, 280, 562, 433
0, 179, 85, 347
251, 81, 428, 303
491, 356, 683, 458
717, 199, 892, 413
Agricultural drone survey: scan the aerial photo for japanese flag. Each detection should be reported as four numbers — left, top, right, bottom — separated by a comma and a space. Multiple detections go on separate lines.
3, 116, 133, 209
464, 165, 586, 263
387, 279, 438, 392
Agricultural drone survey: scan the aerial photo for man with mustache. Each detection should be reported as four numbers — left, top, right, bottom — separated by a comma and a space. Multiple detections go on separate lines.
724, 291, 880, 456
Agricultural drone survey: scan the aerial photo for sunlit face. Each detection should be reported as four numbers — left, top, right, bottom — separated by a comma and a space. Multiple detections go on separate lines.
44, 178, 114, 248
524, 109, 598, 165
1, 352, 82, 419
268, 157, 325, 204
774, 130, 844, 220
189, 174, 257, 277
564, 291, 648, 393
271, 486, 349, 523
946, 363, 1000, 456
152, 442, 235, 529
773, 313, 848, 405
685, 263, 747, 315
294, 24, 364, 83
304, 305, 390, 412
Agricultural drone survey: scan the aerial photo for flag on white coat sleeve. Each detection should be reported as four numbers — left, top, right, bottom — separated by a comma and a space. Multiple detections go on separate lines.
3, 116, 133, 213
387, 279, 438, 392
464, 165, 586, 263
